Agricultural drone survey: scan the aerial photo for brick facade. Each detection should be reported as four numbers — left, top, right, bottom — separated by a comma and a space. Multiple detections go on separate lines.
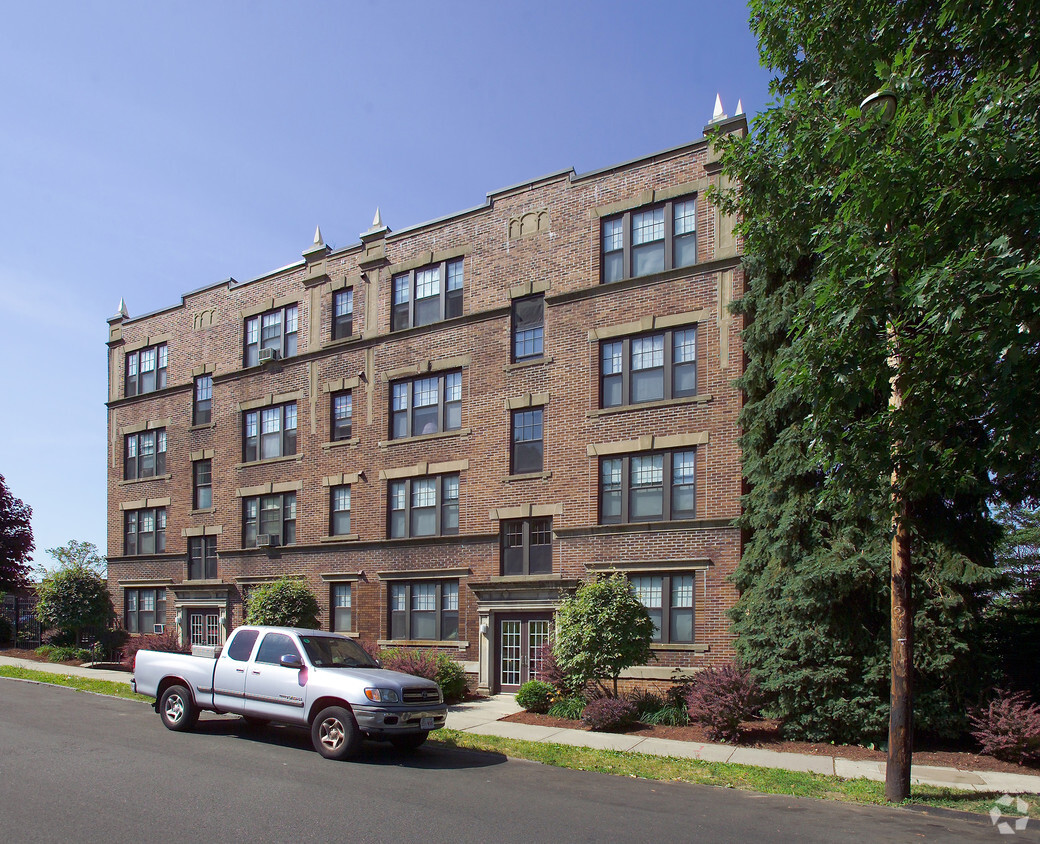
106, 114, 747, 692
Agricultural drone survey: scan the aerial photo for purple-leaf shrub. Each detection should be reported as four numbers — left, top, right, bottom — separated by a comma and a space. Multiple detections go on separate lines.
120, 629, 190, 669
969, 689, 1040, 764
685, 663, 762, 743
581, 696, 638, 731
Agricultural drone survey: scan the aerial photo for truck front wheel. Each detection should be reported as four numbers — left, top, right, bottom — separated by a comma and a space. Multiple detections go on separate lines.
311, 706, 360, 760
159, 684, 199, 732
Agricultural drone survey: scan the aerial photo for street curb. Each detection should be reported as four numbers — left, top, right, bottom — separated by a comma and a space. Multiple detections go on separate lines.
902, 802, 1020, 830
0, 672, 150, 703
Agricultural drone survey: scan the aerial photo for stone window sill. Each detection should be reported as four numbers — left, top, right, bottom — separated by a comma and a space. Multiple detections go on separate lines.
189, 507, 215, 516
319, 534, 360, 543
503, 471, 552, 483
378, 428, 471, 449
189, 422, 217, 431
649, 643, 709, 653
377, 639, 469, 649
119, 474, 172, 486
504, 355, 553, 373
235, 454, 303, 470
322, 438, 359, 450
587, 394, 712, 419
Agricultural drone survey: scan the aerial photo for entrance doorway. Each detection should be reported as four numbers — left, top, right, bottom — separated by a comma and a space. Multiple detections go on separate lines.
497, 614, 552, 693
188, 609, 220, 646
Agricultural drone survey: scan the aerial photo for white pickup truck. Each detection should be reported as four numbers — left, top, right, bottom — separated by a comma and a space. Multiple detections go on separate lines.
132, 625, 447, 760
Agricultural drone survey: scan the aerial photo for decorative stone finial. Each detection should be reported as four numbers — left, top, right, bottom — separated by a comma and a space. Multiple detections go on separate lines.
735, 99, 744, 116
116, 298, 129, 319
372, 207, 383, 228
712, 93, 727, 122
313, 225, 324, 246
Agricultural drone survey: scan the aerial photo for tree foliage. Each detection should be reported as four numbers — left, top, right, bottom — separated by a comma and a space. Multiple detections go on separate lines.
719, 0, 1037, 740
0, 474, 34, 590
553, 574, 655, 697
39, 540, 107, 578
35, 547, 112, 646
244, 577, 320, 629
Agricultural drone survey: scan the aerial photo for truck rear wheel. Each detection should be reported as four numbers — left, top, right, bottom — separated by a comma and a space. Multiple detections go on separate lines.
159, 684, 199, 732
390, 731, 428, 751
311, 706, 360, 760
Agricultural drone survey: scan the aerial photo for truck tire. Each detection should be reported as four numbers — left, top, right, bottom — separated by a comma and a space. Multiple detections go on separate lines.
390, 731, 429, 751
311, 705, 360, 760
159, 684, 199, 732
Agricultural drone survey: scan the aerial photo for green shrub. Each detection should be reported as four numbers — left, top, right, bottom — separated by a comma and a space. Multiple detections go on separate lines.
245, 577, 320, 628
516, 680, 554, 713
435, 654, 468, 703
35, 645, 54, 658
547, 695, 586, 720
379, 648, 468, 703
0, 615, 11, 643
46, 646, 91, 663
581, 696, 638, 731
630, 689, 663, 719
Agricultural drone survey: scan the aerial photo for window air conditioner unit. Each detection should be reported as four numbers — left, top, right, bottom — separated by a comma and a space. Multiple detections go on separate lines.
258, 348, 279, 363
256, 534, 274, 548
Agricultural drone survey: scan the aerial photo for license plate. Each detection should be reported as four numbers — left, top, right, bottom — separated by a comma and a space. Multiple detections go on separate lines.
420, 717, 434, 730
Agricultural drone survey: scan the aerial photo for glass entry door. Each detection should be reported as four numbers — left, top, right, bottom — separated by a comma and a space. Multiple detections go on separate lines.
188, 610, 220, 646
497, 614, 552, 693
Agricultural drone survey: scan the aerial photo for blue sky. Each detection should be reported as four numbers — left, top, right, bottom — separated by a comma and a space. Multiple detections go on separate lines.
0, 1, 772, 569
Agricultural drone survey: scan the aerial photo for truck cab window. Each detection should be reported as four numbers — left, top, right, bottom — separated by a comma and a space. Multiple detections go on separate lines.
255, 632, 300, 665
226, 629, 259, 661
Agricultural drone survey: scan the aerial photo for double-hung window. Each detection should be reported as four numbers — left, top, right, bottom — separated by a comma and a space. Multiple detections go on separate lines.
388, 474, 459, 538
330, 485, 351, 536
331, 583, 352, 632
511, 295, 544, 362
244, 304, 298, 366
331, 391, 352, 441
599, 450, 696, 524
390, 372, 461, 439
193, 459, 212, 509
242, 492, 296, 547
125, 429, 166, 480
125, 343, 168, 397
124, 507, 166, 555
630, 573, 695, 643
187, 536, 217, 580
193, 375, 213, 425
332, 289, 353, 340
125, 587, 166, 634
243, 403, 297, 462
601, 196, 697, 283
600, 327, 697, 407
501, 518, 552, 576
389, 580, 458, 641
391, 257, 463, 330
510, 409, 544, 474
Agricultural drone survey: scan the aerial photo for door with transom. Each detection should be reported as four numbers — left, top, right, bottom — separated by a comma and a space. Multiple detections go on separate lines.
497, 614, 552, 693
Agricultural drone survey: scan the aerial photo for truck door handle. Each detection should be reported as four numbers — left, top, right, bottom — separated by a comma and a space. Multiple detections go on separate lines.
236, 668, 244, 673
251, 670, 261, 675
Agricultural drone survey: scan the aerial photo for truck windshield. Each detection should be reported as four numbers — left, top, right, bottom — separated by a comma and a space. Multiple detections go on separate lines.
298, 635, 379, 669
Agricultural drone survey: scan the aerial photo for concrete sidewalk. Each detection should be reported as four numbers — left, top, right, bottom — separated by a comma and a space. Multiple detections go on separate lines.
3, 655, 1037, 795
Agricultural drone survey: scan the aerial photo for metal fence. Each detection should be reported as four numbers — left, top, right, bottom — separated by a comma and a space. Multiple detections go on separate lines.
1, 594, 43, 648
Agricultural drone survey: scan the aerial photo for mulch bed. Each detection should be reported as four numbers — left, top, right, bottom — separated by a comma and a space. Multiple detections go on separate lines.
1, 647, 129, 672
503, 710, 1040, 777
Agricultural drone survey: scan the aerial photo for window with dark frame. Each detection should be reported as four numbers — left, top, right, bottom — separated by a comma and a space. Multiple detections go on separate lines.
601, 196, 697, 283
387, 474, 459, 538
187, 536, 217, 580
599, 450, 696, 524
390, 371, 461, 439
332, 289, 353, 340
511, 295, 544, 362
124, 587, 167, 634
124, 507, 167, 555
501, 517, 552, 576
630, 573, 695, 643
242, 492, 296, 547
124, 429, 166, 480
600, 327, 697, 408
510, 408, 544, 474
331, 583, 352, 632
330, 485, 351, 536
243, 402, 297, 462
192, 459, 212, 510
244, 304, 298, 366
193, 375, 212, 425
389, 580, 458, 641
125, 343, 168, 397
331, 391, 352, 441
391, 257, 463, 330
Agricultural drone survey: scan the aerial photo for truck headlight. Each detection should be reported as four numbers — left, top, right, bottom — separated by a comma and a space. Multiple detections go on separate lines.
364, 688, 400, 703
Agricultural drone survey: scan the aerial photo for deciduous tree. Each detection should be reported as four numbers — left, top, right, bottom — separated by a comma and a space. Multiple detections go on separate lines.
245, 577, 320, 629
0, 474, 34, 591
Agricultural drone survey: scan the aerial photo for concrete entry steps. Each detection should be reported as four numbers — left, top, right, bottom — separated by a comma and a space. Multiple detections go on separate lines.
3, 656, 1037, 795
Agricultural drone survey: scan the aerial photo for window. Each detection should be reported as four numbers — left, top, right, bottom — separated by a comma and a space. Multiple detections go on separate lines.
599, 450, 696, 524
600, 327, 697, 407
501, 518, 552, 576
511, 295, 544, 362
390, 371, 461, 439
193, 375, 212, 425
187, 536, 217, 580
192, 459, 212, 510
244, 304, 298, 366
601, 196, 697, 283
124, 507, 166, 555
330, 485, 351, 536
332, 289, 353, 340
125, 587, 166, 634
511, 408, 544, 474
243, 402, 297, 462
389, 580, 458, 641
388, 474, 459, 538
255, 631, 301, 665
124, 429, 166, 480
331, 583, 352, 632
243, 492, 296, 547
125, 343, 168, 397
331, 391, 352, 441
391, 257, 463, 330
226, 628, 259, 661
631, 573, 695, 643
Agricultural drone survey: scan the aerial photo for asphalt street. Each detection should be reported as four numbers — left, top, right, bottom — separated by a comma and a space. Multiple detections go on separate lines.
0, 679, 1026, 843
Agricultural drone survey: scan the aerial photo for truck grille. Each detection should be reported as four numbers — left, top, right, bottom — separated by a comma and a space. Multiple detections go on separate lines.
402, 686, 440, 704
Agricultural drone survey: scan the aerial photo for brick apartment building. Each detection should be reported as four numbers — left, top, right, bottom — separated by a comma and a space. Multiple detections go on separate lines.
105, 110, 747, 694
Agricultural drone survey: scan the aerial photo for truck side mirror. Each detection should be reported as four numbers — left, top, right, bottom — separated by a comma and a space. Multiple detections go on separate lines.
280, 653, 303, 669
